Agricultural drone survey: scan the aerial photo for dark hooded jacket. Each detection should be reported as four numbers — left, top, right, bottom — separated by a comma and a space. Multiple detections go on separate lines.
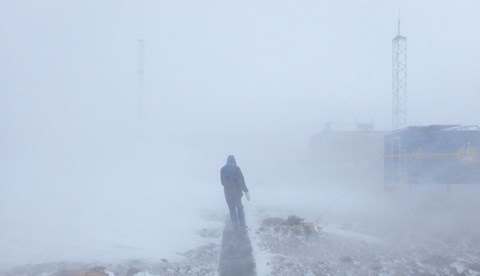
221, 156, 248, 199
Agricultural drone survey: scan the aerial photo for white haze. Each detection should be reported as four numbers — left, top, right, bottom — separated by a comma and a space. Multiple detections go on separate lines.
1, 0, 480, 270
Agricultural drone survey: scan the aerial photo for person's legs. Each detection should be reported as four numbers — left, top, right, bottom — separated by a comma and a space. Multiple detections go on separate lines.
236, 199, 245, 227
226, 198, 238, 226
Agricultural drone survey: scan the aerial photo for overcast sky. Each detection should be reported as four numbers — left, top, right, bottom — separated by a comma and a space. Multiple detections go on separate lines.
1, 0, 479, 140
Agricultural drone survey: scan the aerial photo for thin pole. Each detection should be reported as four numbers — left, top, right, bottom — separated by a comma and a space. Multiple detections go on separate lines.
398, 18, 401, 36
137, 39, 145, 121
398, 9, 401, 36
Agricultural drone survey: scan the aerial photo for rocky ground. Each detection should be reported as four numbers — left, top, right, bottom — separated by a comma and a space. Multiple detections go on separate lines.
3, 214, 480, 276
254, 215, 480, 276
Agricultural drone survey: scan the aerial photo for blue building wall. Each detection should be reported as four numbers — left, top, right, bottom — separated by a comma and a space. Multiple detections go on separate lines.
384, 125, 480, 184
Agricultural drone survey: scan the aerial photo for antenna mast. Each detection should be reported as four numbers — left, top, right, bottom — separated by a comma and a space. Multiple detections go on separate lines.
392, 16, 407, 130
137, 39, 145, 121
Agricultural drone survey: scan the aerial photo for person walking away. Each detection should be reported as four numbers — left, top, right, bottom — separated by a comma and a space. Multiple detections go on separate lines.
220, 155, 250, 229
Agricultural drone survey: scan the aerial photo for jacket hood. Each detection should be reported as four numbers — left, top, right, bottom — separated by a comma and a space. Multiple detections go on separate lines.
226, 155, 236, 165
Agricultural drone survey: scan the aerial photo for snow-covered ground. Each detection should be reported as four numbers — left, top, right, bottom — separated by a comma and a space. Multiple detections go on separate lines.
3, 181, 480, 275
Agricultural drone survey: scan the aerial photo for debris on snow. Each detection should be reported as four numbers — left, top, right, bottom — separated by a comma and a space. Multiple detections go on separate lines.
254, 214, 480, 275
259, 215, 320, 241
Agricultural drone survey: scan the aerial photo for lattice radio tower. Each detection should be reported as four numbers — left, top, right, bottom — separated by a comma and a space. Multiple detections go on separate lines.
392, 19, 407, 130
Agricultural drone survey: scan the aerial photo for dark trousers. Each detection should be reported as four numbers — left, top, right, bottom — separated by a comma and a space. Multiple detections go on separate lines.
226, 196, 245, 227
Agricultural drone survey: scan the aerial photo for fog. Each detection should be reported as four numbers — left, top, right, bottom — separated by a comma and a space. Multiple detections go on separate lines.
1, 0, 480, 274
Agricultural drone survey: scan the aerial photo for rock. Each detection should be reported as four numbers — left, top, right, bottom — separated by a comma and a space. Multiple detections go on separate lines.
125, 267, 142, 276
340, 256, 354, 263
468, 263, 480, 272
422, 255, 454, 267
302, 222, 319, 237
261, 217, 286, 230
370, 263, 382, 271
285, 215, 304, 226
55, 267, 108, 276
260, 215, 319, 239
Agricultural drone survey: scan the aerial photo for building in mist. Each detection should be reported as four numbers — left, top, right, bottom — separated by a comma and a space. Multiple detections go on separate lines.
310, 124, 480, 187
385, 125, 480, 185
309, 123, 386, 186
